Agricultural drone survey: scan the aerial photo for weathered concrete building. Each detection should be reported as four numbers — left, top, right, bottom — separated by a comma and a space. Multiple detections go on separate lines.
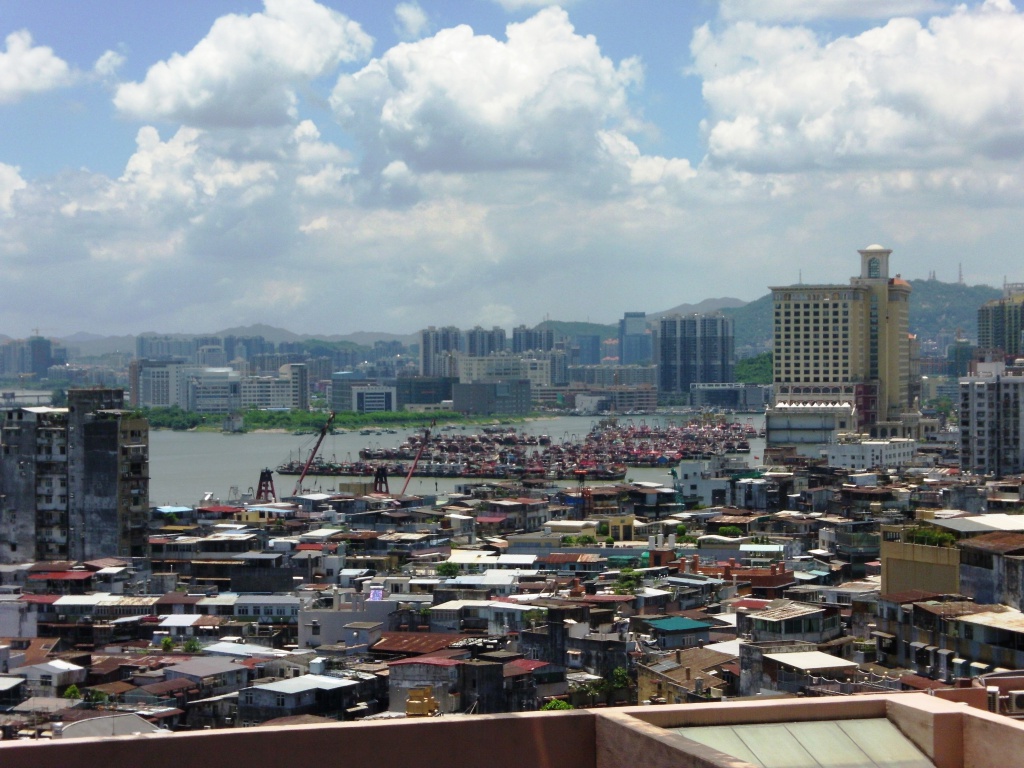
0, 389, 149, 563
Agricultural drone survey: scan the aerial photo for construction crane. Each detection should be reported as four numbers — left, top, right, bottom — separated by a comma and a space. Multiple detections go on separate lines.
292, 412, 336, 496
400, 428, 431, 496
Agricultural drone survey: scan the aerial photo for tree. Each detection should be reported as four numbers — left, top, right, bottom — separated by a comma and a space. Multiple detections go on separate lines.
613, 568, 643, 595
161, 635, 175, 652
597, 522, 609, 536
63, 684, 81, 700
541, 699, 574, 710
675, 524, 688, 537
717, 525, 743, 537
436, 561, 460, 578
183, 637, 202, 654
605, 536, 615, 547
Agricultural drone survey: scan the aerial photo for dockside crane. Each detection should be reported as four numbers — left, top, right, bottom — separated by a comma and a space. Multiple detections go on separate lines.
292, 412, 336, 496
399, 428, 431, 496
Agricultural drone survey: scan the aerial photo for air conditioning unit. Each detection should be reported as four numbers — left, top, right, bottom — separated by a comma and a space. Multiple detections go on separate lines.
1007, 690, 1024, 713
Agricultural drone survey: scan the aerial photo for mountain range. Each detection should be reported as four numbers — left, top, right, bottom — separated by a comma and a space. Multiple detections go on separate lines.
53, 279, 1001, 359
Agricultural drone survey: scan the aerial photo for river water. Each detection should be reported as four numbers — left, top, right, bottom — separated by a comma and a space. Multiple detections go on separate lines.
148, 413, 766, 506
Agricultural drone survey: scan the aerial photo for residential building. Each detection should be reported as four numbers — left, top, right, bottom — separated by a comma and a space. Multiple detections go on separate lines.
511, 325, 554, 353
959, 361, 1024, 475
978, 283, 1024, 357
465, 326, 507, 357
459, 354, 552, 388
770, 244, 917, 438
420, 326, 463, 377
657, 314, 734, 396
0, 389, 149, 563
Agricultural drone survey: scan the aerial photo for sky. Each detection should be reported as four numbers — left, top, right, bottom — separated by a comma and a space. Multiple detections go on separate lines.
1, 0, 1023, 337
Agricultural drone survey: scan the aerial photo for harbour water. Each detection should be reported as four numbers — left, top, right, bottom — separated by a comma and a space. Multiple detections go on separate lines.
148, 413, 766, 506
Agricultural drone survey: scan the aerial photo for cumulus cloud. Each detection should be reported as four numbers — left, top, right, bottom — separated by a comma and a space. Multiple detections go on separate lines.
94, 49, 125, 79
114, 0, 372, 128
395, 3, 430, 40
0, 30, 71, 103
693, 1, 1024, 173
331, 7, 641, 181
0, 162, 27, 213
719, 0, 945, 22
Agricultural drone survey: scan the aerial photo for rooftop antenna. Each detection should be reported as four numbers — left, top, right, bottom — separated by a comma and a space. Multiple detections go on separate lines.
798, 269, 803, 284
958, 263, 964, 285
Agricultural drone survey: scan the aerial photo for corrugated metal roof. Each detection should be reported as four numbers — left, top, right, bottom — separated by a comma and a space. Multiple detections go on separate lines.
675, 719, 933, 768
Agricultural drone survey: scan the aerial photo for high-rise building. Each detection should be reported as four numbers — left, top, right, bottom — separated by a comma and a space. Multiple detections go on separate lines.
618, 312, 652, 365
511, 325, 555, 354
657, 314, 734, 395
978, 283, 1024, 358
770, 244, 915, 437
959, 361, 1024, 476
574, 334, 602, 366
420, 326, 463, 376
465, 326, 507, 357
0, 388, 149, 563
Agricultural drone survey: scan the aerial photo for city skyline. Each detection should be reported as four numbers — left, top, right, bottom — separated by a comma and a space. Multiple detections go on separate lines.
2, 1, 1023, 336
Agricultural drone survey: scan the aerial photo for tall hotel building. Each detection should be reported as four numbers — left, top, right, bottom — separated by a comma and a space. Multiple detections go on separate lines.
771, 245, 916, 437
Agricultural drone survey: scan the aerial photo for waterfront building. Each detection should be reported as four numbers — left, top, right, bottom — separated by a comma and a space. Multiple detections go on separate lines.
657, 314, 735, 396
978, 283, 1024, 358
770, 244, 918, 438
959, 361, 1024, 475
689, 383, 770, 410
0, 388, 149, 563
185, 368, 242, 414
452, 380, 531, 416
394, 375, 455, 409
568, 365, 657, 388
351, 385, 397, 413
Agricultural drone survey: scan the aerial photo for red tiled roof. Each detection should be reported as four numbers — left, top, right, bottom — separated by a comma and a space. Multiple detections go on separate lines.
388, 656, 462, 668
19, 594, 61, 604
476, 515, 508, 524
196, 505, 243, 514
372, 632, 464, 655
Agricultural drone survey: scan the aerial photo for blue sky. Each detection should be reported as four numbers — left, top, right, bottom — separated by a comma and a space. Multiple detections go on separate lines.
0, 0, 1021, 336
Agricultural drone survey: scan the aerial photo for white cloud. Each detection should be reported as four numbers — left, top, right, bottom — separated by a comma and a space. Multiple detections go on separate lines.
693, 1, 1024, 173
0, 162, 27, 213
114, 0, 372, 127
490, 0, 579, 10
0, 30, 71, 103
331, 7, 641, 181
719, 0, 946, 22
395, 3, 430, 40
94, 49, 125, 78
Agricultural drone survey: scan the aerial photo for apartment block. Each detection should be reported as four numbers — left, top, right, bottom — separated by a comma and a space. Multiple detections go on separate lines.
959, 362, 1024, 475
0, 388, 149, 563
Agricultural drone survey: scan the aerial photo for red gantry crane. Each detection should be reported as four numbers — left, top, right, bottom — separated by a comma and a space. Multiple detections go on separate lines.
292, 411, 336, 496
